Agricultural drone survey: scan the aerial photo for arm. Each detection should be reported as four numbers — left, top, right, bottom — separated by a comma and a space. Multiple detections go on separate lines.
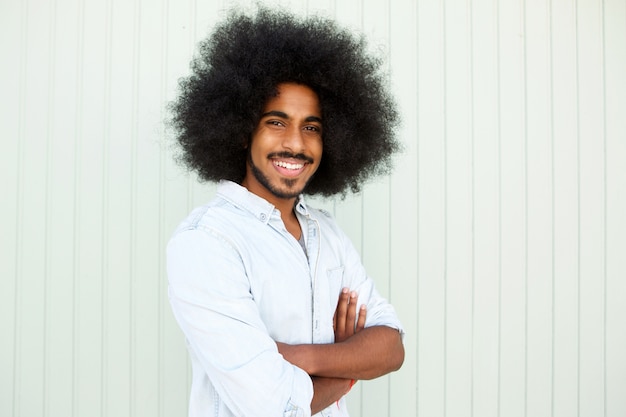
310, 377, 353, 415
168, 228, 314, 416
278, 288, 404, 381
299, 325, 404, 380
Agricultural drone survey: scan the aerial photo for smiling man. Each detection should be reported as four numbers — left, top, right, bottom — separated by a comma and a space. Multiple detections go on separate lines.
167, 7, 404, 417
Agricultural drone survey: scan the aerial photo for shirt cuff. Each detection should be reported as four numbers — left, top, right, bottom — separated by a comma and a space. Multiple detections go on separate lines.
284, 366, 314, 417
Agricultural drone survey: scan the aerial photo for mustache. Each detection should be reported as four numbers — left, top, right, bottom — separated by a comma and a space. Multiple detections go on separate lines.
267, 152, 314, 164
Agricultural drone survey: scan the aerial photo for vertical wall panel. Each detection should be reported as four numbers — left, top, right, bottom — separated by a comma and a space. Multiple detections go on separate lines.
46, 0, 81, 415
74, 0, 107, 414
604, 2, 626, 417
360, 1, 393, 416
497, 1, 527, 416
388, 0, 419, 415
524, 1, 554, 416
577, 1, 607, 416
470, 1, 500, 416
443, 2, 473, 417
161, 1, 198, 414
417, 1, 446, 416
0, 0, 23, 415
134, 1, 168, 415
2, 0, 626, 416
103, 0, 135, 415
17, 1, 54, 417
550, 1, 580, 416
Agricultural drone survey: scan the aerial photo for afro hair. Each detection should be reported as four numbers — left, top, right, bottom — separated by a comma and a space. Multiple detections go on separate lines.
169, 6, 400, 197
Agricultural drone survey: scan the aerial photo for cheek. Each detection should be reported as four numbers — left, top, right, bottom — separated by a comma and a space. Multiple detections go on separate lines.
311, 138, 323, 160
249, 133, 270, 158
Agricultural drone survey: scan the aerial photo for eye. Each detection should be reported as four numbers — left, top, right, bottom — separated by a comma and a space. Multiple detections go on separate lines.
303, 125, 322, 133
267, 120, 285, 127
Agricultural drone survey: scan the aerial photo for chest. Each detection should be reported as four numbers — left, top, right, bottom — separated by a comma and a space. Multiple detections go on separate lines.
236, 219, 346, 343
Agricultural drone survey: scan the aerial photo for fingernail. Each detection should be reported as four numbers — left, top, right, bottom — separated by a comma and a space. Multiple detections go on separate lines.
342, 287, 349, 294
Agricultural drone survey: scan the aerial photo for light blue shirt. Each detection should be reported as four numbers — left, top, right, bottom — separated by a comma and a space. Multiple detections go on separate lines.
167, 181, 403, 417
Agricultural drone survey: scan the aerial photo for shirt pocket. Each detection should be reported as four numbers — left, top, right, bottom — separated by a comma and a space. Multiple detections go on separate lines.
326, 266, 345, 311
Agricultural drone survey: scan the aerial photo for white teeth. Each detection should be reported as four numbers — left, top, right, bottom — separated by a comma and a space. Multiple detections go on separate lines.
274, 161, 304, 170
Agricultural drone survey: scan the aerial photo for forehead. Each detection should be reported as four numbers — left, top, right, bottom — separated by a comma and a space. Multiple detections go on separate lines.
263, 83, 321, 115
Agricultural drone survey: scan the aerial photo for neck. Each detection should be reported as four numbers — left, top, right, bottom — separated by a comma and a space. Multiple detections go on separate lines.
275, 198, 301, 240
275, 198, 298, 218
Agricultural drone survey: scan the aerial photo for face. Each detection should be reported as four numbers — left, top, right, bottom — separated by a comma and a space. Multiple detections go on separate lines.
242, 82, 323, 203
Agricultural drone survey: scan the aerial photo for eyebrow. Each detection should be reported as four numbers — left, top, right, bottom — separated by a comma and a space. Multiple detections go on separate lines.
261, 110, 322, 124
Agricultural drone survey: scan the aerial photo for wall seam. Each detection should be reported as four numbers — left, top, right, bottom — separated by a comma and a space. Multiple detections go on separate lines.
13, 0, 29, 415
600, 1, 608, 416
72, 0, 86, 415
43, 0, 57, 415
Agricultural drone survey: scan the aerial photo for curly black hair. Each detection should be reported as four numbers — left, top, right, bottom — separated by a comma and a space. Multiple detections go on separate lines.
169, 6, 400, 197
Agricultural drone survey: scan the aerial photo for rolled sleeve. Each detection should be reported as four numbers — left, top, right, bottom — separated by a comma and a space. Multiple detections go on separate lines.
167, 227, 314, 416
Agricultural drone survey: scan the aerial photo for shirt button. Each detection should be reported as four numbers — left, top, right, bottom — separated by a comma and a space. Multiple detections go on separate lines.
259, 213, 267, 221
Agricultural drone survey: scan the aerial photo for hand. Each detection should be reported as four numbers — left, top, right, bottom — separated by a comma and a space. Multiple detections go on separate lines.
333, 288, 366, 343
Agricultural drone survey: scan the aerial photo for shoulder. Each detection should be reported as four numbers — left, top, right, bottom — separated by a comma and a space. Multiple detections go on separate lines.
170, 196, 253, 245
304, 205, 352, 244
305, 205, 335, 227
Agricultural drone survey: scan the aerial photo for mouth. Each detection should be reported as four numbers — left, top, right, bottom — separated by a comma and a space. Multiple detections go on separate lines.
273, 160, 306, 170
271, 158, 308, 177
269, 152, 313, 177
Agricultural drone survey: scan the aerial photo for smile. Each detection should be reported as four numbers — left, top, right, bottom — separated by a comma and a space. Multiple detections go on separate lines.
273, 160, 305, 170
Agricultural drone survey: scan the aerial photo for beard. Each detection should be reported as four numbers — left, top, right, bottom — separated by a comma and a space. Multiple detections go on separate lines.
248, 152, 313, 200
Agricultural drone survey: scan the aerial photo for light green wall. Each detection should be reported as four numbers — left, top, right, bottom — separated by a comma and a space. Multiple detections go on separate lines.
1, 0, 625, 416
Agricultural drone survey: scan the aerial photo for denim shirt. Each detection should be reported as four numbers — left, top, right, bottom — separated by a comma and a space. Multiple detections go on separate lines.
167, 181, 403, 417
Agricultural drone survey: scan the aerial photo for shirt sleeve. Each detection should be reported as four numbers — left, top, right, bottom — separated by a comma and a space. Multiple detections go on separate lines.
167, 226, 314, 416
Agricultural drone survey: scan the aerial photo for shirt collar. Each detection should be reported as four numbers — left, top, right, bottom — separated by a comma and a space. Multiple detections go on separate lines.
216, 180, 311, 223
294, 197, 310, 216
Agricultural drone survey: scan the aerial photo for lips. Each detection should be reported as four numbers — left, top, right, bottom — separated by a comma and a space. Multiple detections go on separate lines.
272, 158, 308, 177
268, 152, 313, 177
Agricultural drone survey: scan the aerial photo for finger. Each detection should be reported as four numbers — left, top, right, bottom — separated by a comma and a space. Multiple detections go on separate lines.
355, 304, 366, 332
334, 288, 350, 335
345, 291, 358, 332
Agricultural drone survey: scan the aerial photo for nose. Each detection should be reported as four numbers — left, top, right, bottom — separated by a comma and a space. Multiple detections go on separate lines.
281, 125, 306, 153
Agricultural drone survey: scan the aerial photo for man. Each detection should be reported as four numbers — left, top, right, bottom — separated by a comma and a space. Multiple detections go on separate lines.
167, 7, 404, 417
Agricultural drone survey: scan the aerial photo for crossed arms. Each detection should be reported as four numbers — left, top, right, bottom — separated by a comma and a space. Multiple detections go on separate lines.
277, 288, 405, 414
168, 226, 404, 416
